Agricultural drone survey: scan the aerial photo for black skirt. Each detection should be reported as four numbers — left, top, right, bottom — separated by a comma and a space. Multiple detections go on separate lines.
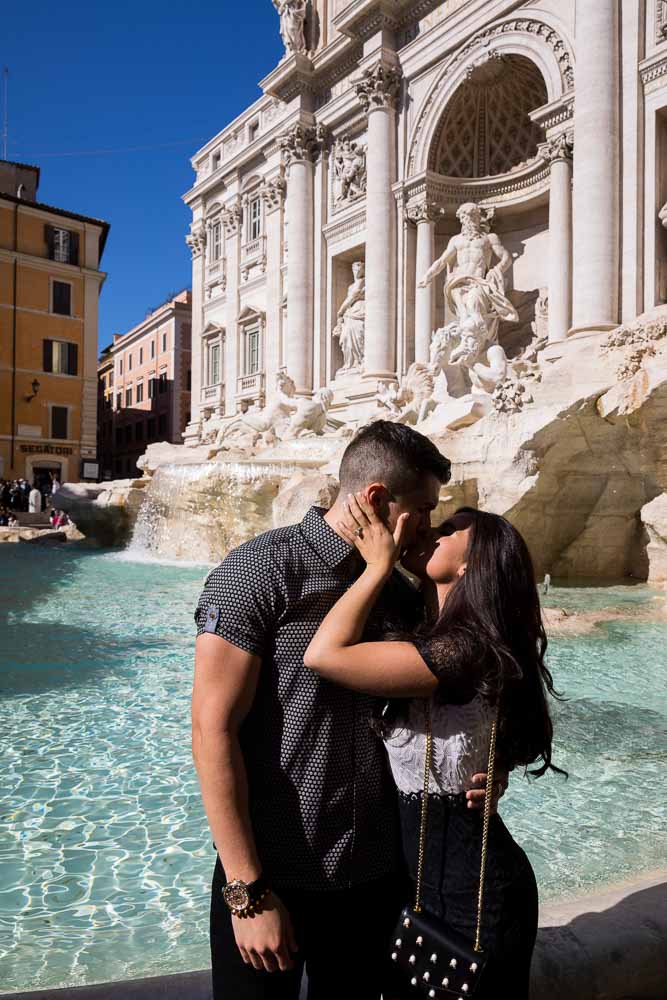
387, 791, 538, 1000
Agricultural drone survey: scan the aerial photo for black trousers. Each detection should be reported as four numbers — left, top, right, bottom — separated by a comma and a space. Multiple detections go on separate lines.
210, 855, 407, 1000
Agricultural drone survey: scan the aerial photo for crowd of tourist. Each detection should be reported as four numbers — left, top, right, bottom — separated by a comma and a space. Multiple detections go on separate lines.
0, 473, 63, 527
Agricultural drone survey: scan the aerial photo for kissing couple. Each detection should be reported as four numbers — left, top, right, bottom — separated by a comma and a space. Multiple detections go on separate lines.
192, 420, 563, 1000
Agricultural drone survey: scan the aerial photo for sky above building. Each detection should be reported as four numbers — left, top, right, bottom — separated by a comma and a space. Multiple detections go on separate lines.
4, 0, 283, 350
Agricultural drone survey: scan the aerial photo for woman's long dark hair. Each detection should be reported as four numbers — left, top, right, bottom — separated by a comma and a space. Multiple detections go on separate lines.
386, 507, 565, 778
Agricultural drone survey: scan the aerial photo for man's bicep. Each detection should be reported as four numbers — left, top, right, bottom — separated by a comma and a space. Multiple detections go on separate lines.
192, 633, 261, 732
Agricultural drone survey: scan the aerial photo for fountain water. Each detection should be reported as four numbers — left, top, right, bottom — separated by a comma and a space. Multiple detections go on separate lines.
126, 460, 315, 563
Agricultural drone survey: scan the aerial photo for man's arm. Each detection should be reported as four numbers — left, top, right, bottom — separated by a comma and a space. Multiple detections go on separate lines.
192, 633, 298, 973
418, 236, 458, 287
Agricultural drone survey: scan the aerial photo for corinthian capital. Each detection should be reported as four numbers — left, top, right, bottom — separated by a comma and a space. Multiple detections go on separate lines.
406, 200, 444, 225
221, 202, 242, 237
260, 174, 287, 213
539, 133, 573, 165
355, 62, 402, 114
279, 122, 328, 168
185, 221, 207, 258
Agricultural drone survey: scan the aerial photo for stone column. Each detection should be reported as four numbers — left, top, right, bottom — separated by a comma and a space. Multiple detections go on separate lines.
222, 203, 242, 416
540, 135, 573, 343
355, 62, 402, 380
280, 123, 323, 395
407, 200, 442, 363
571, 0, 620, 333
261, 175, 287, 391
182, 220, 206, 443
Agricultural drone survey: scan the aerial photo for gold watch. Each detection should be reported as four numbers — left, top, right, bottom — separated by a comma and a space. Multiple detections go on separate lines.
222, 874, 270, 917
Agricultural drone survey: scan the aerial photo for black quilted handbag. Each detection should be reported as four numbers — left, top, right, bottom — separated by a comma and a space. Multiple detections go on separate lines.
389, 701, 498, 998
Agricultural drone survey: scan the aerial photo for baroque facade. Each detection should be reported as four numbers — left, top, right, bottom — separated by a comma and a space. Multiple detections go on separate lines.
182, 0, 667, 444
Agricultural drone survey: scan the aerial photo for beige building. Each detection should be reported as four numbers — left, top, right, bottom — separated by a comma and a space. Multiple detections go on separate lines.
182, 0, 667, 443
0, 159, 109, 485
97, 290, 192, 479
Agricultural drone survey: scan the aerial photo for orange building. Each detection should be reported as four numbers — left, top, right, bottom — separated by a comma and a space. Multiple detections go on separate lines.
0, 159, 109, 488
97, 290, 192, 479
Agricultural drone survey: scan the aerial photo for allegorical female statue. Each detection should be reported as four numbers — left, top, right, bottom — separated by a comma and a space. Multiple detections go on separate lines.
272, 0, 307, 56
333, 261, 365, 373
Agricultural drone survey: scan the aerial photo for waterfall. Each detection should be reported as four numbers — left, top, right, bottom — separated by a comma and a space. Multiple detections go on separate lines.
124, 460, 304, 564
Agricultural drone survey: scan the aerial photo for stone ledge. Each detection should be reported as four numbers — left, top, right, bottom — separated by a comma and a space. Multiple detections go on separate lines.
3, 873, 664, 1000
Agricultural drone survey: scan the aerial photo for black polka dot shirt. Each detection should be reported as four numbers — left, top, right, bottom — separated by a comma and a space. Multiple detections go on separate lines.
194, 505, 422, 891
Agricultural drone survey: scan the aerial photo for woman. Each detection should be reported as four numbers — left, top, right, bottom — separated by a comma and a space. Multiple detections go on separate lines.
304, 494, 564, 999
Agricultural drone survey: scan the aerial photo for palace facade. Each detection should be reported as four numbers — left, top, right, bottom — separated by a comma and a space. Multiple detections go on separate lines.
183, 0, 667, 442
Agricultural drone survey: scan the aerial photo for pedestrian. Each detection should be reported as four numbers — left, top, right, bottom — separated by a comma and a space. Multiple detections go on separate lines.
28, 483, 42, 514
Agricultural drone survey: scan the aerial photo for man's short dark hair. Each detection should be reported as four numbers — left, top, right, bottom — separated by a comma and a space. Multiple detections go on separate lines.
338, 421, 451, 495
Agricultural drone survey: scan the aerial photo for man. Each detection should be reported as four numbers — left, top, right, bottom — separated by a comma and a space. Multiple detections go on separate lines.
28, 482, 42, 514
192, 422, 493, 1000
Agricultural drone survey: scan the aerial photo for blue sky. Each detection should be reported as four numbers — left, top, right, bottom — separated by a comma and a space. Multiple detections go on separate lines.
4, 0, 283, 350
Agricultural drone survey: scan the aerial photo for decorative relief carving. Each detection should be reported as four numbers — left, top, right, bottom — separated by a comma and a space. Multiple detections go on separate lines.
221, 203, 242, 237
538, 133, 573, 165
272, 0, 308, 57
355, 63, 402, 113
405, 200, 445, 224
260, 175, 287, 212
186, 221, 207, 258
658, 1, 667, 41
279, 122, 327, 167
332, 135, 367, 206
641, 55, 667, 87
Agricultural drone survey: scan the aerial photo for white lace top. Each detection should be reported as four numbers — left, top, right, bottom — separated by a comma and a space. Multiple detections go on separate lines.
383, 695, 495, 796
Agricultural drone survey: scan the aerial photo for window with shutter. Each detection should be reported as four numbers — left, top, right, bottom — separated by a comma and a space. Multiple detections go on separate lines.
43, 340, 54, 373
67, 343, 78, 376
69, 232, 80, 266
136, 381, 144, 403
126, 387, 132, 407
51, 407, 68, 439
52, 281, 71, 316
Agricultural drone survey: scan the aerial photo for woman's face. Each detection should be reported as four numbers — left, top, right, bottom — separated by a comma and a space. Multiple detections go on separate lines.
401, 513, 473, 583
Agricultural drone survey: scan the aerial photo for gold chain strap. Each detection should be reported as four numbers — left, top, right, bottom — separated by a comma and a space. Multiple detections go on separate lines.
412, 699, 499, 954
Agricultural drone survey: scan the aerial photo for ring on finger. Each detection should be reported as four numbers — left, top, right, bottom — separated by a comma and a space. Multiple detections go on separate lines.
353, 527, 363, 538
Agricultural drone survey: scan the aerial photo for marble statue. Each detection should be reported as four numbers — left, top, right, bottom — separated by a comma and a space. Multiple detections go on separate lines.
333, 262, 365, 373
212, 369, 298, 451
272, 0, 307, 57
333, 137, 367, 205
421, 202, 519, 396
374, 364, 436, 425
284, 388, 334, 438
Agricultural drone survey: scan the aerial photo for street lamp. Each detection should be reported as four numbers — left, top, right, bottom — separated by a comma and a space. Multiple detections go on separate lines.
24, 378, 40, 402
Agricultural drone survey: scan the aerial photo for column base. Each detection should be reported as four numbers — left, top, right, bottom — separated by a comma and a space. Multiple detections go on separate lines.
568, 323, 619, 338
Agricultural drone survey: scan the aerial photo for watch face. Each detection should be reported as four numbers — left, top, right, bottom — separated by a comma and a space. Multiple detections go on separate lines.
223, 880, 251, 912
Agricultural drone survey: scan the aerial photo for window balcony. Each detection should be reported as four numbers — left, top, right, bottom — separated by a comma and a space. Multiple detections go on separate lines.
236, 371, 265, 401
201, 382, 224, 405
241, 234, 266, 266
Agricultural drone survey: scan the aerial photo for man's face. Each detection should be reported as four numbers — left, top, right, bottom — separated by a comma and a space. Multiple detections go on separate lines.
380, 473, 443, 546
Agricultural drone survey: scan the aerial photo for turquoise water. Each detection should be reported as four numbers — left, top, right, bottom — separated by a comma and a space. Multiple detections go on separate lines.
0, 546, 666, 993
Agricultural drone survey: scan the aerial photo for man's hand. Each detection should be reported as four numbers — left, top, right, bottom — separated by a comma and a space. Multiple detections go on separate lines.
466, 769, 508, 815
233, 892, 298, 972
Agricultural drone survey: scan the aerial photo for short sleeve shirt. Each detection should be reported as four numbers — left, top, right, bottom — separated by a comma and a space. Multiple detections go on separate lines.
194, 506, 422, 890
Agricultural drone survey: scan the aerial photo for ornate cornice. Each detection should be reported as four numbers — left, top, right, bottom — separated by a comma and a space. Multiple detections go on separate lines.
322, 205, 366, 246
640, 53, 667, 87
354, 62, 402, 114
279, 122, 328, 168
538, 133, 573, 165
